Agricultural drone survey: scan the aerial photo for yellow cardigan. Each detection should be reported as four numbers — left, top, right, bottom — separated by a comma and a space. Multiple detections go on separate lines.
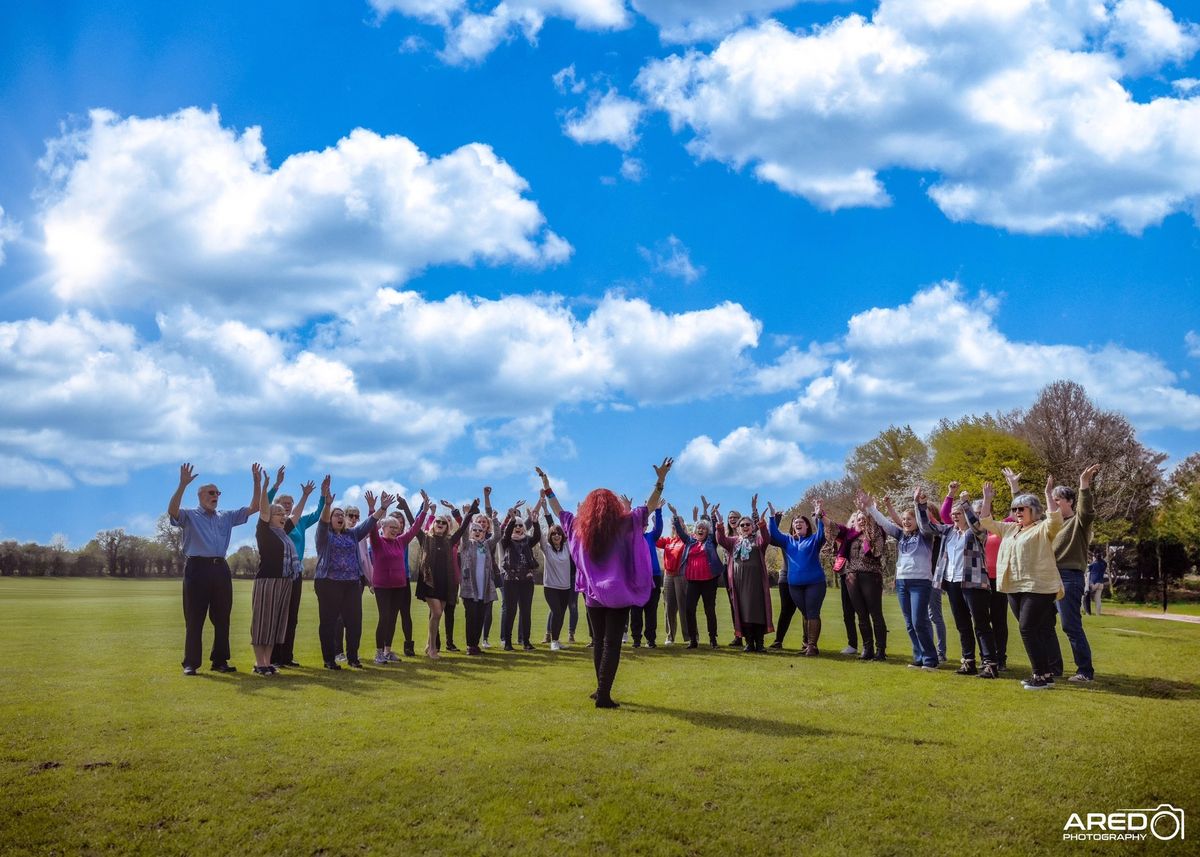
979, 511, 1065, 597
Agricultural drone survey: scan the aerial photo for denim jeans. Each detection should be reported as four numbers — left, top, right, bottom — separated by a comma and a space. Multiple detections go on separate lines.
895, 579, 937, 667
928, 587, 947, 661
1055, 569, 1094, 678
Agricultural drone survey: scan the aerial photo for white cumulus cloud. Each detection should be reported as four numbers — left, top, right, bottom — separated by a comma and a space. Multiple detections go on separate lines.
563, 89, 646, 150
676, 426, 829, 487
637, 234, 703, 282
36, 107, 569, 326
637, 0, 1200, 234
632, 0, 803, 43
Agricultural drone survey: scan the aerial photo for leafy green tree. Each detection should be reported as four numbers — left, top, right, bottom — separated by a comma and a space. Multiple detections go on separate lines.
925, 415, 1045, 511
845, 425, 929, 503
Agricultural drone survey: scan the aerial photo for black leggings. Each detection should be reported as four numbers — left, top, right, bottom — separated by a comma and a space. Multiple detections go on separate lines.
315, 578, 363, 664
838, 574, 858, 649
501, 580, 535, 644
945, 581, 997, 664
587, 604, 630, 704
775, 580, 797, 642
544, 587, 572, 641
987, 576, 1009, 665
684, 577, 719, 643
1008, 592, 1059, 676
463, 599, 490, 648
844, 571, 887, 653
630, 583, 661, 644
373, 586, 411, 649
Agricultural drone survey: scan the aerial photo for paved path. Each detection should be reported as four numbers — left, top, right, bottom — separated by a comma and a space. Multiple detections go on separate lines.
1104, 608, 1200, 624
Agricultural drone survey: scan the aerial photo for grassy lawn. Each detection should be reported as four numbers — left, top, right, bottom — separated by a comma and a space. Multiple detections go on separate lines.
2, 577, 1197, 856
1110, 601, 1200, 617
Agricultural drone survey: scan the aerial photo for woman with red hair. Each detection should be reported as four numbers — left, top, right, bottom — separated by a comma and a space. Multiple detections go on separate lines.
536, 458, 673, 709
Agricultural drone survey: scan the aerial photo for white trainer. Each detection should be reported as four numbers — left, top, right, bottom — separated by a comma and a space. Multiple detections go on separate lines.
840, 646, 857, 655
550, 641, 561, 651
481, 640, 491, 649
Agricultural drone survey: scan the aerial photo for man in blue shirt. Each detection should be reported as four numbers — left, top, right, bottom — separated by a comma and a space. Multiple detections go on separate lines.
168, 462, 258, 675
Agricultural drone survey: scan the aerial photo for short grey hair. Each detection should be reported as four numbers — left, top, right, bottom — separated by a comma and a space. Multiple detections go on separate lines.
1011, 493, 1044, 519
1052, 485, 1077, 507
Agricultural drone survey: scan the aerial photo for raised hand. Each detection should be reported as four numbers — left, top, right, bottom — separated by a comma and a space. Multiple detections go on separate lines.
750, 493, 759, 514
947, 480, 960, 497
364, 490, 377, 513
419, 489, 431, 508
274, 464, 286, 486
321, 474, 332, 498
700, 495, 710, 512
767, 501, 776, 517
912, 486, 923, 503
534, 467, 550, 490
251, 462, 263, 482
379, 491, 395, 511
179, 463, 198, 487
619, 494, 632, 511
813, 498, 824, 518
982, 481, 995, 502
958, 490, 970, 505
653, 457, 673, 483
1080, 463, 1100, 488
514, 499, 526, 510
300, 480, 316, 496
439, 499, 455, 510
667, 502, 679, 517
1001, 467, 1021, 492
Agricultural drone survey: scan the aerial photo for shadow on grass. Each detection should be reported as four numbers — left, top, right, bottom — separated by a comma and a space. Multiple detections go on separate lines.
1066, 673, 1199, 701
622, 702, 947, 745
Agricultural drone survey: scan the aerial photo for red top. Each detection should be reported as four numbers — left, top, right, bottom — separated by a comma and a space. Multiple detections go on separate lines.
683, 547, 712, 582
656, 536, 685, 575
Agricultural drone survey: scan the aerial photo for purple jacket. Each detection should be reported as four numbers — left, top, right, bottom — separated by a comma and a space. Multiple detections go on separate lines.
560, 506, 653, 609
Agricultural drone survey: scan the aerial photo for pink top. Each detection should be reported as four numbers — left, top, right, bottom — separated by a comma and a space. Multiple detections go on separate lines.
368, 510, 426, 588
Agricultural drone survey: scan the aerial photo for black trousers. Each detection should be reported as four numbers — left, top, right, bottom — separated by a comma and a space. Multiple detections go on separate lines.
986, 576, 1009, 665
271, 577, 303, 665
332, 578, 366, 656
501, 580, 535, 644
587, 604, 630, 703
463, 599, 490, 647
545, 587, 573, 641
1008, 592, 1059, 676
315, 578, 363, 664
844, 571, 887, 653
838, 574, 858, 649
684, 577, 719, 643
629, 580, 661, 644
182, 557, 234, 669
482, 600, 493, 640
374, 586, 411, 649
775, 580, 797, 643
945, 581, 998, 664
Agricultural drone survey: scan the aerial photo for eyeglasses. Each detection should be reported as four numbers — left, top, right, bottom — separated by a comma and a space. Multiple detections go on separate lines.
204, 490, 220, 496
346, 513, 360, 519
1010, 506, 1028, 513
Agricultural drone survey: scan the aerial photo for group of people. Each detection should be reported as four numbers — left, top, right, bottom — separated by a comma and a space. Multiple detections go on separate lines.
168, 457, 1102, 703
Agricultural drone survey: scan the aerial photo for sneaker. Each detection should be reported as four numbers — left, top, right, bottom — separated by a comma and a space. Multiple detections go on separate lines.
568, 635, 576, 644
253, 666, 271, 676
978, 664, 999, 679
481, 640, 491, 649
769, 640, 783, 649
522, 642, 535, 651
211, 663, 237, 673
1068, 673, 1094, 683
920, 665, 938, 672
664, 638, 674, 646
1022, 677, 1052, 690
282, 661, 301, 668
956, 661, 978, 676
445, 643, 460, 653
324, 662, 342, 671
687, 641, 698, 649
182, 666, 198, 676
840, 646, 857, 655
550, 641, 561, 651
907, 663, 922, 669
385, 651, 402, 663
543, 634, 552, 644
503, 643, 514, 652
335, 653, 348, 664
467, 645, 482, 656
374, 653, 389, 665
728, 637, 742, 647
647, 641, 656, 649
633, 640, 642, 649
622, 633, 629, 644
347, 660, 364, 669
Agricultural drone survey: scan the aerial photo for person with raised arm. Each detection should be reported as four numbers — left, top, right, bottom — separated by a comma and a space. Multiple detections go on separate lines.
867, 489, 938, 670
671, 501, 724, 649
368, 494, 429, 665
415, 496, 476, 659
714, 495, 773, 653
497, 500, 541, 651
313, 477, 385, 670
537, 492, 576, 651
922, 482, 998, 678
263, 467, 322, 669
829, 496, 888, 661
250, 467, 311, 675
537, 458, 672, 708
629, 496, 664, 649
459, 503, 503, 656
1048, 464, 1101, 682
656, 504, 688, 645
168, 462, 259, 675
977, 476, 1065, 690
767, 498, 827, 656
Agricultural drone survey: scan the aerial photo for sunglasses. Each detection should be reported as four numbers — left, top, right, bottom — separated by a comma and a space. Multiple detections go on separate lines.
204, 490, 220, 497
1010, 506, 1029, 513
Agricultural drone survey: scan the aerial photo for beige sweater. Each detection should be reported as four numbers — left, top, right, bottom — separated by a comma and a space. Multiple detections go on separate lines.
979, 510, 1065, 597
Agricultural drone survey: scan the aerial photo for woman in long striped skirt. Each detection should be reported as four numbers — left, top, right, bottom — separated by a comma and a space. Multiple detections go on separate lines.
251, 466, 311, 676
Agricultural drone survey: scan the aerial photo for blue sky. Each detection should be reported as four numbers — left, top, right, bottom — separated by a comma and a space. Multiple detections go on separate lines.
1, 0, 1199, 551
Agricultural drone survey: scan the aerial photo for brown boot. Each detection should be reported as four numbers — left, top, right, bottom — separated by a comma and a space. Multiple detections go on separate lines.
808, 619, 821, 656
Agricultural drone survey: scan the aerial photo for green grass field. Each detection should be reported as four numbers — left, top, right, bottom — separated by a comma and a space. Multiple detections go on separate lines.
2, 577, 1197, 856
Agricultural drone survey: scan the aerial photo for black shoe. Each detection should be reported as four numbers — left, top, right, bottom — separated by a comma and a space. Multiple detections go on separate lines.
182, 666, 198, 676
324, 662, 342, 670
595, 698, 620, 709
211, 663, 237, 673
710, 638, 719, 649
687, 641, 698, 649
873, 650, 886, 662
503, 643, 515, 651
857, 648, 875, 661
647, 640, 657, 649
589, 691, 598, 700
403, 642, 415, 657
522, 642, 535, 651
769, 640, 783, 649
446, 643, 460, 652
633, 640, 642, 648
284, 661, 301, 668
956, 661, 978, 676
348, 660, 364, 669
253, 665, 273, 676
728, 637, 742, 647
742, 642, 754, 652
